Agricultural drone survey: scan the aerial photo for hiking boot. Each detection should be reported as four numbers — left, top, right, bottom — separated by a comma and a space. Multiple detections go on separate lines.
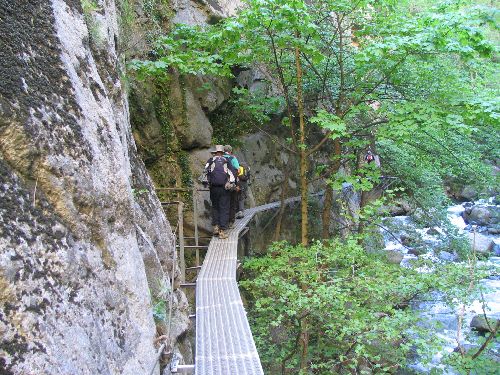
213, 225, 219, 236
235, 211, 244, 219
218, 230, 228, 239
228, 222, 235, 229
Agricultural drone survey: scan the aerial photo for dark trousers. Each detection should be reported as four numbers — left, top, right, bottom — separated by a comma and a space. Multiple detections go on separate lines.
210, 186, 230, 230
238, 181, 248, 212
229, 190, 238, 223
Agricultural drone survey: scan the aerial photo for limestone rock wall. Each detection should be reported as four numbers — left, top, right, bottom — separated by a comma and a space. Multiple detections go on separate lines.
0, 0, 188, 374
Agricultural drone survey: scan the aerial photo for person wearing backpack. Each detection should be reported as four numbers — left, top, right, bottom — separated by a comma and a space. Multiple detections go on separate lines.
203, 145, 236, 239
235, 164, 251, 219
223, 145, 240, 227
365, 150, 375, 163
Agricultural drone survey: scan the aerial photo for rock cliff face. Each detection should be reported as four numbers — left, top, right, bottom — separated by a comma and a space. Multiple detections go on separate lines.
0, 1, 189, 373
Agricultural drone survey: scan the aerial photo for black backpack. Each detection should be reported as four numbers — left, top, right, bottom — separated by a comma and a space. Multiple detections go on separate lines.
208, 156, 229, 186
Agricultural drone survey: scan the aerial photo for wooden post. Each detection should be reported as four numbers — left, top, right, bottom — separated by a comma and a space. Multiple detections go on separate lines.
178, 202, 185, 283
193, 186, 199, 267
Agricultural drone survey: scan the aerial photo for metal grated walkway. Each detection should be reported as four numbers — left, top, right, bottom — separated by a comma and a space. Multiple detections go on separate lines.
195, 197, 301, 374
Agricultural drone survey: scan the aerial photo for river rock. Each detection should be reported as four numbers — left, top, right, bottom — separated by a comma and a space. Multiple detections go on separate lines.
400, 233, 421, 247
492, 242, 500, 256
386, 250, 404, 264
463, 206, 495, 226
408, 246, 427, 256
459, 185, 479, 201
487, 224, 500, 234
466, 233, 495, 254
438, 251, 456, 262
387, 200, 412, 216
470, 315, 499, 333
426, 227, 441, 236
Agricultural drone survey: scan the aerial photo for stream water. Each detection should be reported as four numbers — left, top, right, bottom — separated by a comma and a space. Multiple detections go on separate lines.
381, 199, 500, 373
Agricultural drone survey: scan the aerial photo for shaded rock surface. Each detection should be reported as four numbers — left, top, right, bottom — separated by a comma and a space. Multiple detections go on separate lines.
467, 232, 496, 254
470, 315, 499, 333
0, 0, 190, 373
463, 206, 493, 226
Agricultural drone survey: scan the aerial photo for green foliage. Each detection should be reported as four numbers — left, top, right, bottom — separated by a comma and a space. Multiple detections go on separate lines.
309, 110, 346, 141
81, 0, 99, 13
132, 188, 148, 197
240, 239, 479, 373
150, 278, 171, 322
152, 299, 167, 321
130, 0, 498, 221
81, 0, 104, 46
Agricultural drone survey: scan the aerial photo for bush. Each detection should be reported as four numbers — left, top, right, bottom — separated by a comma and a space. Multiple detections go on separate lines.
240, 239, 476, 374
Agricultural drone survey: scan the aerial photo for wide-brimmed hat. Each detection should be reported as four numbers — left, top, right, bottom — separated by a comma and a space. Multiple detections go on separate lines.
211, 145, 224, 153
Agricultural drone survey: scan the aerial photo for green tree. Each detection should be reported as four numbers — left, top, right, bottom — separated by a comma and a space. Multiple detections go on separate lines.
240, 240, 488, 373
130, 0, 496, 243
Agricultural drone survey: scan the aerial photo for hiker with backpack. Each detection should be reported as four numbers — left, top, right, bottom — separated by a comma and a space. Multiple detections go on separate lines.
364, 150, 381, 167
223, 145, 240, 228
203, 145, 236, 239
365, 150, 375, 163
235, 164, 251, 219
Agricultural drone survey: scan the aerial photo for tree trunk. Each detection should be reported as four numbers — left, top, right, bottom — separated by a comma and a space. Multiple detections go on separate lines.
295, 36, 308, 246
299, 319, 309, 371
321, 138, 341, 238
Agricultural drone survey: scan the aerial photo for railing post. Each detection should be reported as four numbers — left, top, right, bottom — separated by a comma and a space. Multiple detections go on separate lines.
178, 201, 185, 283
193, 186, 199, 267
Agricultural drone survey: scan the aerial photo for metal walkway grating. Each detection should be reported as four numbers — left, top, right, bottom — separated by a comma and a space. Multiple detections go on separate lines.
195, 197, 301, 374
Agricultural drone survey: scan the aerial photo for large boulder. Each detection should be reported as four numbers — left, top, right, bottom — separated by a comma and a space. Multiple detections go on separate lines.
458, 185, 479, 201
168, 73, 213, 150
386, 250, 404, 264
463, 206, 493, 226
470, 315, 499, 333
466, 233, 496, 254
386, 199, 412, 216
172, 0, 244, 25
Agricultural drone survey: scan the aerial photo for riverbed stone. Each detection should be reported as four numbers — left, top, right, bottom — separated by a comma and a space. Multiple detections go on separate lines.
387, 199, 412, 216
470, 315, 499, 333
386, 250, 404, 264
466, 232, 495, 254
408, 246, 427, 256
463, 206, 493, 226
487, 224, 500, 234
437, 250, 456, 262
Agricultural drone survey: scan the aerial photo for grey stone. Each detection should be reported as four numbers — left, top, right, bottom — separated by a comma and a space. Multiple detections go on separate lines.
463, 206, 492, 226
386, 250, 404, 264
0, 1, 190, 373
408, 246, 427, 256
387, 200, 412, 216
437, 251, 456, 262
487, 224, 500, 235
186, 75, 232, 113
467, 232, 495, 254
459, 185, 479, 201
426, 227, 440, 236
470, 315, 499, 333
169, 73, 213, 150
172, 0, 244, 25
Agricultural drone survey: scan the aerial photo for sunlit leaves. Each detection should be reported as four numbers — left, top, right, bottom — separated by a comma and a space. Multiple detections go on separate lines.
309, 110, 346, 140
240, 239, 471, 372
